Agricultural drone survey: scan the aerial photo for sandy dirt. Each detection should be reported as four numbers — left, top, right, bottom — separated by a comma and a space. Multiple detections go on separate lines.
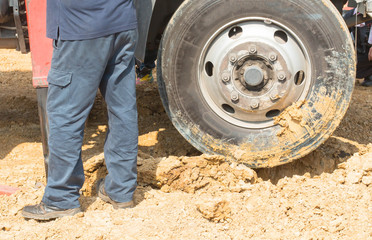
0, 49, 371, 239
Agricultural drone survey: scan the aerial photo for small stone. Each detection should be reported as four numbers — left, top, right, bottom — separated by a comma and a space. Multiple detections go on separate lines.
76, 212, 84, 218
345, 171, 364, 184
330, 217, 343, 228
362, 176, 372, 186
1, 225, 11, 231
336, 174, 345, 184
338, 162, 347, 170
304, 172, 311, 178
160, 185, 171, 193
33, 182, 45, 189
362, 159, 372, 172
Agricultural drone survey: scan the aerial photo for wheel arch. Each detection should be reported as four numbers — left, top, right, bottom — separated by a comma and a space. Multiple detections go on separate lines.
135, 0, 184, 61
140, 0, 347, 59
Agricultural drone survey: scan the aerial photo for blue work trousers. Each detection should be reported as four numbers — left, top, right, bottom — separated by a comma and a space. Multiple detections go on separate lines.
42, 29, 138, 209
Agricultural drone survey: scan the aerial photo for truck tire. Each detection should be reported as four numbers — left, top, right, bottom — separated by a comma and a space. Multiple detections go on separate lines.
157, 0, 355, 168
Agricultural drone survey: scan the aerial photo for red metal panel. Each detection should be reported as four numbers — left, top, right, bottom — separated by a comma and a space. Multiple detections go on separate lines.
25, 0, 52, 88
0, 185, 19, 196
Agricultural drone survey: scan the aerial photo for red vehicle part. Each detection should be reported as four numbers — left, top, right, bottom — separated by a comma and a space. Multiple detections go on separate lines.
25, 0, 51, 175
25, 0, 52, 88
0, 184, 19, 196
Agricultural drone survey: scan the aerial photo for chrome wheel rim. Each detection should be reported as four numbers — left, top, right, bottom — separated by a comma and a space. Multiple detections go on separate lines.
198, 17, 312, 129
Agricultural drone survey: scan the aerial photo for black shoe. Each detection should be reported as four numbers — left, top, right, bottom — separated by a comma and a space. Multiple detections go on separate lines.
361, 80, 372, 87
361, 76, 372, 87
22, 202, 81, 220
97, 179, 134, 209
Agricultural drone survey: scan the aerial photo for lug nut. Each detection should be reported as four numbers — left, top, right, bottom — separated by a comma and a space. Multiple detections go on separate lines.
278, 72, 286, 81
249, 46, 257, 54
231, 91, 239, 102
221, 72, 231, 83
229, 53, 237, 63
270, 91, 280, 101
250, 100, 260, 109
269, 53, 277, 62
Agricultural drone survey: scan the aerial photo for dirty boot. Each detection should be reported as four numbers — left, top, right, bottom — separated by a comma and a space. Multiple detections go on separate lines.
22, 202, 81, 220
97, 179, 134, 209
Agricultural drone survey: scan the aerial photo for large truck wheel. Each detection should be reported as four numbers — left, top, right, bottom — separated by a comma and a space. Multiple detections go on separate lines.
157, 0, 355, 168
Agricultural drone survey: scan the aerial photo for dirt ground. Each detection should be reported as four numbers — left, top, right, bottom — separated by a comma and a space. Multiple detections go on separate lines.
0, 49, 371, 239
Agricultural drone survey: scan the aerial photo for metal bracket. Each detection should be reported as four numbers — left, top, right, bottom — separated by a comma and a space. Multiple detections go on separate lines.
134, 0, 156, 61
9, 0, 27, 53
355, 0, 372, 17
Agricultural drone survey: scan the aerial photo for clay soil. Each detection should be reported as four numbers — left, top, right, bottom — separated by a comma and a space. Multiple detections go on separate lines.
0, 49, 371, 239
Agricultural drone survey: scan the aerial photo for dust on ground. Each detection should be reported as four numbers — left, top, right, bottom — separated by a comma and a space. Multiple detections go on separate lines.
0, 49, 371, 239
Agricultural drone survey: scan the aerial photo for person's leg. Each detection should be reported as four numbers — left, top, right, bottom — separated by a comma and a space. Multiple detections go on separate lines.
99, 29, 139, 203
143, 49, 157, 69
42, 35, 115, 209
356, 52, 372, 87
136, 49, 157, 84
356, 53, 372, 78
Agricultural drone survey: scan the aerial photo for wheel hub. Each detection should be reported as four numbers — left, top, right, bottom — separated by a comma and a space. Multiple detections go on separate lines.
199, 18, 311, 128
234, 55, 273, 92
244, 66, 264, 87
223, 41, 292, 113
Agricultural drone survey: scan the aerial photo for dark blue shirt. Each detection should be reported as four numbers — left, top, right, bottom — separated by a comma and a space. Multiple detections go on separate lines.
46, 0, 137, 40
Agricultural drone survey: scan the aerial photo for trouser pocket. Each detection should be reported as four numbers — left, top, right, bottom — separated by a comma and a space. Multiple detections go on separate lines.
47, 68, 73, 113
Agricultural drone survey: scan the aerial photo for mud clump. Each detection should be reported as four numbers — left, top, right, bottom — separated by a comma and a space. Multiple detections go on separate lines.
338, 148, 372, 186
196, 198, 231, 223
138, 154, 257, 193
274, 100, 307, 137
